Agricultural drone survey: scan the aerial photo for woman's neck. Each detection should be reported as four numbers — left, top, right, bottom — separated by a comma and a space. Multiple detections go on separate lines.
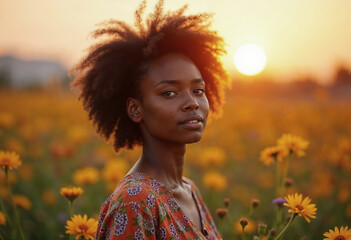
129, 137, 186, 188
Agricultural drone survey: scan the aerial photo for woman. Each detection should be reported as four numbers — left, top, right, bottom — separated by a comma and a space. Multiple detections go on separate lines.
70, 0, 229, 239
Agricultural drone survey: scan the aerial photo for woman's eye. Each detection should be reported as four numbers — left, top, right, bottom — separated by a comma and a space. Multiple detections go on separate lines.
194, 88, 205, 95
161, 91, 176, 97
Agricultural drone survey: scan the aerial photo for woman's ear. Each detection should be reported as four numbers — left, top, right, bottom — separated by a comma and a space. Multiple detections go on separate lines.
126, 97, 142, 123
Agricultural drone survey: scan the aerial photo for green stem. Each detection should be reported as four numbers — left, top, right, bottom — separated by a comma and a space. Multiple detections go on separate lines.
219, 219, 224, 237
5, 168, 25, 240
248, 206, 253, 218
68, 201, 74, 217
275, 157, 280, 197
0, 182, 13, 228
241, 228, 246, 240
68, 201, 74, 240
276, 206, 283, 226
281, 153, 292, 188
0, 231, 5, 240
273, 214, 296, 240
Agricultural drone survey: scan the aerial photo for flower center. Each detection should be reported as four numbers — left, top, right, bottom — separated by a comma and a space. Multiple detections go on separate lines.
271, 152, 278, 158
334, 236, 345, 240
1, 158, 10, 165
295, 205, 304, 211
78, 224, 89, 232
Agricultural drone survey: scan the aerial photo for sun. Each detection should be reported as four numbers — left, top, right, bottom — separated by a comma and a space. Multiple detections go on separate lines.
234, 43, 267, 76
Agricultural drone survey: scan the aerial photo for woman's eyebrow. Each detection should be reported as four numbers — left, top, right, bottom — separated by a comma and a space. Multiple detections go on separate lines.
154, 78, 204, 87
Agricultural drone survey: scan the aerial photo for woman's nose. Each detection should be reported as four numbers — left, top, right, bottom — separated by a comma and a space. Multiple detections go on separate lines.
182, 93, 199, 111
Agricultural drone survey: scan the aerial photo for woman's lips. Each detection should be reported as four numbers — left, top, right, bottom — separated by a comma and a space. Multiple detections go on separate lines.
179, 116, 203, 130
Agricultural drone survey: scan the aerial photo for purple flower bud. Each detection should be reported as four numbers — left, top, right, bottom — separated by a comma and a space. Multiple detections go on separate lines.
57, 212, 69, 223
272, 197, 286, 206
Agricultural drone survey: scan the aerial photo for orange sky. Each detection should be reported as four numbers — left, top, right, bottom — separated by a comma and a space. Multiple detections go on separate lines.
1, 0, 351, 84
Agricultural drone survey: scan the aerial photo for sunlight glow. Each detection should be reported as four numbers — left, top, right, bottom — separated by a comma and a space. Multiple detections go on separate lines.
234, 43, 267, 76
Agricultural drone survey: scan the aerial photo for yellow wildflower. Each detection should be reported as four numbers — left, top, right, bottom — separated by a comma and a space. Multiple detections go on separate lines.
13, 195, 32, 210
260, 145, 287, 166
65, 214, 98, 240
201, 147, 226, 167
0, 151, 22, 170
42, 190, 57, 205
102, 159, 128, 191
0, 186, 8, 199
50, 141, 75, 160
284, 193, 317, 223
202, 171, 227, 191
0, 112, 15, 128
338, 186, 350, 203
68, 126, 91, 145
0, 211, 5, 225
73, 167, 99, 185
60, 187, 84, 202
277, 134, 309, 157
102, 159, 128, 183
323, 226, 351, 240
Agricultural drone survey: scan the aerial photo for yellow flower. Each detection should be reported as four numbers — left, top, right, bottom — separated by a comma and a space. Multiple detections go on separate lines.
260, 145, 287, 166
68, 126, 91, 145
13, 195, 32, 210
338, 186, 350, 203
50, 141, 75, 160
0, 151, 22, 170
65, 214, 98, 240
0, 112, 15, 129
42, 190, 57, 205
284, 193, 317, 223
73, 167, 99, 185
102, 159, 129, 192
323, 226, 351, 240
60, 187, 84, 202
0, 186, 9, 201
277, 134, 309, 157
201, 147, 227, 167
0, 211, 5, 225
202, 171, 227, 191
102, 159, 128, 183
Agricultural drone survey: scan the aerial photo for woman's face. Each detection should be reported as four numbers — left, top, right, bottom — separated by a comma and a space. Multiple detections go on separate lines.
135, 53, 209, 145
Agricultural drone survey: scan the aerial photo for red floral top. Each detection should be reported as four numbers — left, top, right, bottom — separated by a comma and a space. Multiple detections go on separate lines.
96, 172, 222, 240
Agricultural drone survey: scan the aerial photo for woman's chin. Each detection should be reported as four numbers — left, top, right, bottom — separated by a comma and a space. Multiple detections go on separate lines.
184, 134, 203, 144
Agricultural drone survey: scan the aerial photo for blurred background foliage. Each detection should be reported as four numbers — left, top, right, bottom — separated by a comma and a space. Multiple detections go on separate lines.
0, 67, 350, 239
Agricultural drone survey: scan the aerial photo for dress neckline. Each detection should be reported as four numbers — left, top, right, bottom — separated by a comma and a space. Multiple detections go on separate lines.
123, 171, 208, 239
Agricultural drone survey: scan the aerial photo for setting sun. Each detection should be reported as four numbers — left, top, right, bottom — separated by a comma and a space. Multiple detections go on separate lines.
234, 43, 267, 76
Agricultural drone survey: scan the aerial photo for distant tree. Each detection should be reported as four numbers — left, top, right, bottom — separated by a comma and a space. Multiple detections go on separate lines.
0, 68, 11, 87
334, 65, 351, 85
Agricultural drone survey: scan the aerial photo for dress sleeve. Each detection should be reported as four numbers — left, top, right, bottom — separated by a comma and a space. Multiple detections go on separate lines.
96, 191, 158, 240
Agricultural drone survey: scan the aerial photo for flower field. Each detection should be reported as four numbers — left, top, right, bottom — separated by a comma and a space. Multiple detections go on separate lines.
0, 88, 350, 239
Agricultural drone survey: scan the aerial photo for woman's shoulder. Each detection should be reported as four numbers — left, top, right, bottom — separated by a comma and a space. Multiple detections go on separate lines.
100, 172, 172, 214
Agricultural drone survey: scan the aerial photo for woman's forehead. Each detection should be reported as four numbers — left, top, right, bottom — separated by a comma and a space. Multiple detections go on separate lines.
145, 53, 202, 84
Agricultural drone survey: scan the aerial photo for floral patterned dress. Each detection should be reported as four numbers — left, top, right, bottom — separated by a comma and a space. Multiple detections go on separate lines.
96, 172, 222, 240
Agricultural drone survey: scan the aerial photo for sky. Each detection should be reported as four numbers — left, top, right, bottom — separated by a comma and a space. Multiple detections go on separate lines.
1, 0, 351, 84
